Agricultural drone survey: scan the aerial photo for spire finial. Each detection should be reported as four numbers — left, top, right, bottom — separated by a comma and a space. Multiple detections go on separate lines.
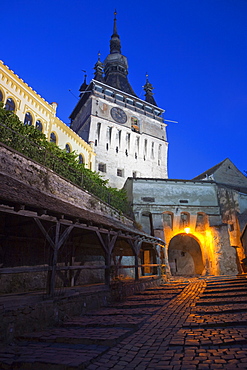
113, 9, 118, 35
110, 10, 121, 54
98, 51, 101, 61
82, 69, 87, 83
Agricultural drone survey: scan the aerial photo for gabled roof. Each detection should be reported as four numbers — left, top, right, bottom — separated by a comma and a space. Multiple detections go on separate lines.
193, 159, 227, 180
193, 158, 247, 194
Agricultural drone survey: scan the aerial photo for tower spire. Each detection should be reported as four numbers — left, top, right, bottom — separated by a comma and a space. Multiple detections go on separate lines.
110, 10, 121, 54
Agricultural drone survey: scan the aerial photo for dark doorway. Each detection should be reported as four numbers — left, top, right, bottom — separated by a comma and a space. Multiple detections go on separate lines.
168, 234, 204, 276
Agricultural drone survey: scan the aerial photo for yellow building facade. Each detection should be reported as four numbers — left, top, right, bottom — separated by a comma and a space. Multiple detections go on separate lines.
0, 60, 95, 170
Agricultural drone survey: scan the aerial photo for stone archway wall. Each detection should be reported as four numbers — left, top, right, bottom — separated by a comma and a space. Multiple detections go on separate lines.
168, 234, 204, 276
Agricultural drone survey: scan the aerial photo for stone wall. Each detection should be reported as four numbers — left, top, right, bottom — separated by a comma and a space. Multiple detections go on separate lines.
0, 144, 133, 226
0, 277, 163, 344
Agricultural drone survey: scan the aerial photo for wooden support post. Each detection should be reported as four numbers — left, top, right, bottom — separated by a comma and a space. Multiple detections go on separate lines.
95, 230, 119, 285
134, 254, 139, 281
34, 218, 74, 297
105, 252, 111, 286
49, 222, 60, 297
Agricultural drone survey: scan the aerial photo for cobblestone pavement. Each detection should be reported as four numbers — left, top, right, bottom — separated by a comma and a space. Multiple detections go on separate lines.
0, 276, 247, 369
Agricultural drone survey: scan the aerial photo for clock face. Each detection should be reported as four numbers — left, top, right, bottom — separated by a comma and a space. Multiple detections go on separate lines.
110, 107, 127, 124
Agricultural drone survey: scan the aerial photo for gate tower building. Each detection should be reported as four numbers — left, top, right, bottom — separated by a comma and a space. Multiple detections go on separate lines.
70, 12, 168, 188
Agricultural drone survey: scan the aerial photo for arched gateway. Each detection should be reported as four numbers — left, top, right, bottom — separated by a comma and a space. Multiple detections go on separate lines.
168, 233, 204, 276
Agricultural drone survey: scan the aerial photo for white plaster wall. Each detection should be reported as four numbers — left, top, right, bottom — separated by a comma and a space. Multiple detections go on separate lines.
89, 96, 168, 188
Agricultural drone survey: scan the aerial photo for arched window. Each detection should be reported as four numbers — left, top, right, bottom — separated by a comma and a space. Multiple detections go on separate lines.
65, 143, 71, 153
78, 154, 84, 164
35, 120, 43, 132
195, 213, 207, 231
50, 132, 57, 144
0, 90, 3, 102
163, 212, 173, 229
180, 212, 190, 228
5, 98, 15, 112
24, 112, 33, 126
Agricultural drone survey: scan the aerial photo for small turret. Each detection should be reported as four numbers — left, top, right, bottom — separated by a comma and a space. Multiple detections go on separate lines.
94, 52, 104, 82
79, 71, 88, 97
143, 73, 157, 106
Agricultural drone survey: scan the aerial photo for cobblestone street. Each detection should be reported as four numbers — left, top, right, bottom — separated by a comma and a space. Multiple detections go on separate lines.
1, 275, 247, 369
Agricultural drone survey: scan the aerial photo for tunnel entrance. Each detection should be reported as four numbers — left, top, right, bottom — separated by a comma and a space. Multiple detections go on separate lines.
168, 233, 204, 276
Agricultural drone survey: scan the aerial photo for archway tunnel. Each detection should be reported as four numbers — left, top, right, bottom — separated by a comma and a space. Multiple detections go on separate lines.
168, 233, 204, 276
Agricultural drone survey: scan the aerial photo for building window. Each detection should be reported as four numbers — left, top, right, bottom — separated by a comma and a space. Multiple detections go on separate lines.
78, 154, 84, 164
117, 169, 124, 177
163, 212, 173, 229
180, 212, 190, 228
135, 136, 140, 154
24, 112, 33, 126
151, 142, 154, 159
106, 126, 112, 144
116, 130, 122, 148
131, 117, 140, 132
144, 139, 147, 159
50, 132, 57, 144
5, 98, 15, 112
0, 90, 3, 101
98, 163, 106, 172
126, 133, 130, 150
158, 144, 162, 165
96, 122, 101, 142
65, 143, 71, 153
35, 120, 43, 131
196, 213, 206, 231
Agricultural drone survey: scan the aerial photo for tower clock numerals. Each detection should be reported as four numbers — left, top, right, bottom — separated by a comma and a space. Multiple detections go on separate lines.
110, 107, 127, 123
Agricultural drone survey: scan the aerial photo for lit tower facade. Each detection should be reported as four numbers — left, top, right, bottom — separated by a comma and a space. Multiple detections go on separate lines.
70, 13, 168, 188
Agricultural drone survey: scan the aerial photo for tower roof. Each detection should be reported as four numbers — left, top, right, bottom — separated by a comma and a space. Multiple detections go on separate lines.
103, 11, 136, 96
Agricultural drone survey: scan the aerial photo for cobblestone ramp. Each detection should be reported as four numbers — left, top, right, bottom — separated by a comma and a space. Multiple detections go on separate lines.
168, 276, 247, 370
1, 277, 247, 369
0, 282, 185, 369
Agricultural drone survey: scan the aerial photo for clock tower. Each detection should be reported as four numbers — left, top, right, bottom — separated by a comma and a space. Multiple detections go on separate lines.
70, 12, 168, 189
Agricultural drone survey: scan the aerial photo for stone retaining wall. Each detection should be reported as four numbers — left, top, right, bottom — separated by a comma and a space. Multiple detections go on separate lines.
0, 277, 163, 344
0, 144, 132, 226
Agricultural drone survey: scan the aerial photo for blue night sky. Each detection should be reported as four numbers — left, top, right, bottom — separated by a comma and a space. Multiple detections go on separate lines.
1, 0, 246, 179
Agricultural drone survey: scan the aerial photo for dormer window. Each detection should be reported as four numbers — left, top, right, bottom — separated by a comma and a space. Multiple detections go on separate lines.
145, 106, 153, 114
105, 89, 113, 97
94, 85, 103, 93
135, 102, 143, 110
131, 117, 140, 133
115, 94, 124, 101
154, 109, 161, 116
126, 98, 133, 105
